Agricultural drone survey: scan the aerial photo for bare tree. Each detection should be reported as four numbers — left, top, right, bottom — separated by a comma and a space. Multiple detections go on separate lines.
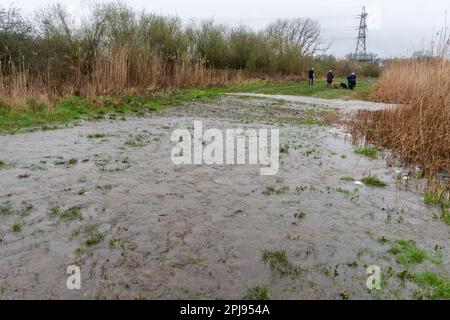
265, 18, 326, 57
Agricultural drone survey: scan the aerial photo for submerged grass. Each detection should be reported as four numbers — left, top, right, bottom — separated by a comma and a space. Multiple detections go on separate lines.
380, 237, 441, 265
48, 206, 83, 221
262, 186, 290, 195
413, 272, 450, 300
244, 286, 271, 300
354, 145, 378, 159
361, 175, 387, 187
388, 240, 430, 265
262, 250, 299, 278
441, 208, 450, 225
11, 222, 22, 233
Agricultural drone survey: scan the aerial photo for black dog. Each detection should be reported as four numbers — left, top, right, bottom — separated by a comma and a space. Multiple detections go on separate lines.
340, 83, 348, 90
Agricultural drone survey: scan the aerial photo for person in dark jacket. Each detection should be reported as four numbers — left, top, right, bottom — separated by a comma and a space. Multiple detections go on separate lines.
326, 70, 334, 87
347, 72, 357, 90
308, 68, 315, 85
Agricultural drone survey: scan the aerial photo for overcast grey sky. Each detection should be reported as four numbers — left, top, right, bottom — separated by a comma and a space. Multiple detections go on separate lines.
5, 0, 450, 58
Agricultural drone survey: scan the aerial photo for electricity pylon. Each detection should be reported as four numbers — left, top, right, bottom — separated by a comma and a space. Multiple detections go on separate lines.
355, 6, 368, 59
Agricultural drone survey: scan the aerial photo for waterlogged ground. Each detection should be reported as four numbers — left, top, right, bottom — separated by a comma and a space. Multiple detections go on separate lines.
0, 95, 449, 300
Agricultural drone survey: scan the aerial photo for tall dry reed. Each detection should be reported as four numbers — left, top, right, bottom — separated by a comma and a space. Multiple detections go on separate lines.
0, 44, 245, 111
350, 58, 450, 176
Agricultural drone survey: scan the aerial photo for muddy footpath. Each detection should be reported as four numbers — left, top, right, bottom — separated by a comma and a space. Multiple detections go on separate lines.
0, 94, 448, 299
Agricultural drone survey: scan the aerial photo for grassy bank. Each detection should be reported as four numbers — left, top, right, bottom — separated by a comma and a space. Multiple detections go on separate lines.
225, 78, 376, 100
0, 89, 220, 134
0, 78, 374, 134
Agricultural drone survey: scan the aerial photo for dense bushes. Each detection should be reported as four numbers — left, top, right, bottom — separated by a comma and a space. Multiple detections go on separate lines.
0, 1, 378, 109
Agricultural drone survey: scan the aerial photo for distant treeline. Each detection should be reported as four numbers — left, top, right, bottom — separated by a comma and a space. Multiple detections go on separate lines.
0, 1, 379, 106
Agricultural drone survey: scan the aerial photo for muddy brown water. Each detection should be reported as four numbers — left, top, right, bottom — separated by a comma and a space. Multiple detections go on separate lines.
0, 95, 448, 299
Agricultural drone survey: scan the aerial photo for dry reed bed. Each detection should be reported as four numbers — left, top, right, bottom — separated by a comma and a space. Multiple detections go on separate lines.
0, 45, 245, 111
349, 59, 450, 199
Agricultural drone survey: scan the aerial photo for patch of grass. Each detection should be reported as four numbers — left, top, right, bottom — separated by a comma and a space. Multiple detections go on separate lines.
18, 203, 33, 217
423, 192, 449, 207
175, 255, 205, 268
18, 173, 30, 179
294, 210, 306, 219
244, 285, 271, 300
361, 175, 387, 187
48, 206, 61, 217
441, 208, 450, 225
11, 222, 22, 233
387, 240, 433, 265
0, 201, 13, 215
71, 228, 81, 238
424, 192, 440, 205
67, 158, 78, 166
340, 176, 355, 182
413, 272, 450, 300
78, 188, 86, 196
262, 250, 299, 278
29, 163, 46, 171
75, 247, 85, 256
262, 186, 289, 195
84, 224, 105, 247
124, 133, 149, 147
0, 281, 8, 295
339, 292, 350, 300
225, 78, 375, 100
336, 187, 351, 196
377, 236, 390, 244
0, 160, 7, 169
354, 146, 378, 159
279, 144, 289, 154
87, 133, 106, 139
61, 207, 82, 221
109, 237, 126, 248
48, 205, 82, 221
86, 232, 105, 246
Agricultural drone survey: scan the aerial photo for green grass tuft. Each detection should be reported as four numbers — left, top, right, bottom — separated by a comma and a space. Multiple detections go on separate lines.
361, 175, 387, 187
387, 240, 430, 265
48, 205, 82, 221
86, 232, 105, 246
0, 201, 13, 215
354, 146, 378, 159
262, 186, 289, 195
262, 250, 299, 278
414, 272, 450, 300
244, 286, 271, 300
441, 208, 450, 225
11, 222, 22, 233
87, 133, 106, 139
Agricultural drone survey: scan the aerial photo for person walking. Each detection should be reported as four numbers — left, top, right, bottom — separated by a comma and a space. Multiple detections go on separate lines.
308, 67, 315, 86
326, 70, 334, 87
347, 72, 357, 90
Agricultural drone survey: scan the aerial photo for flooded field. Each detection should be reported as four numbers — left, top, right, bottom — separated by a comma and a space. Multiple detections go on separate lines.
0, 95, 448, 299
